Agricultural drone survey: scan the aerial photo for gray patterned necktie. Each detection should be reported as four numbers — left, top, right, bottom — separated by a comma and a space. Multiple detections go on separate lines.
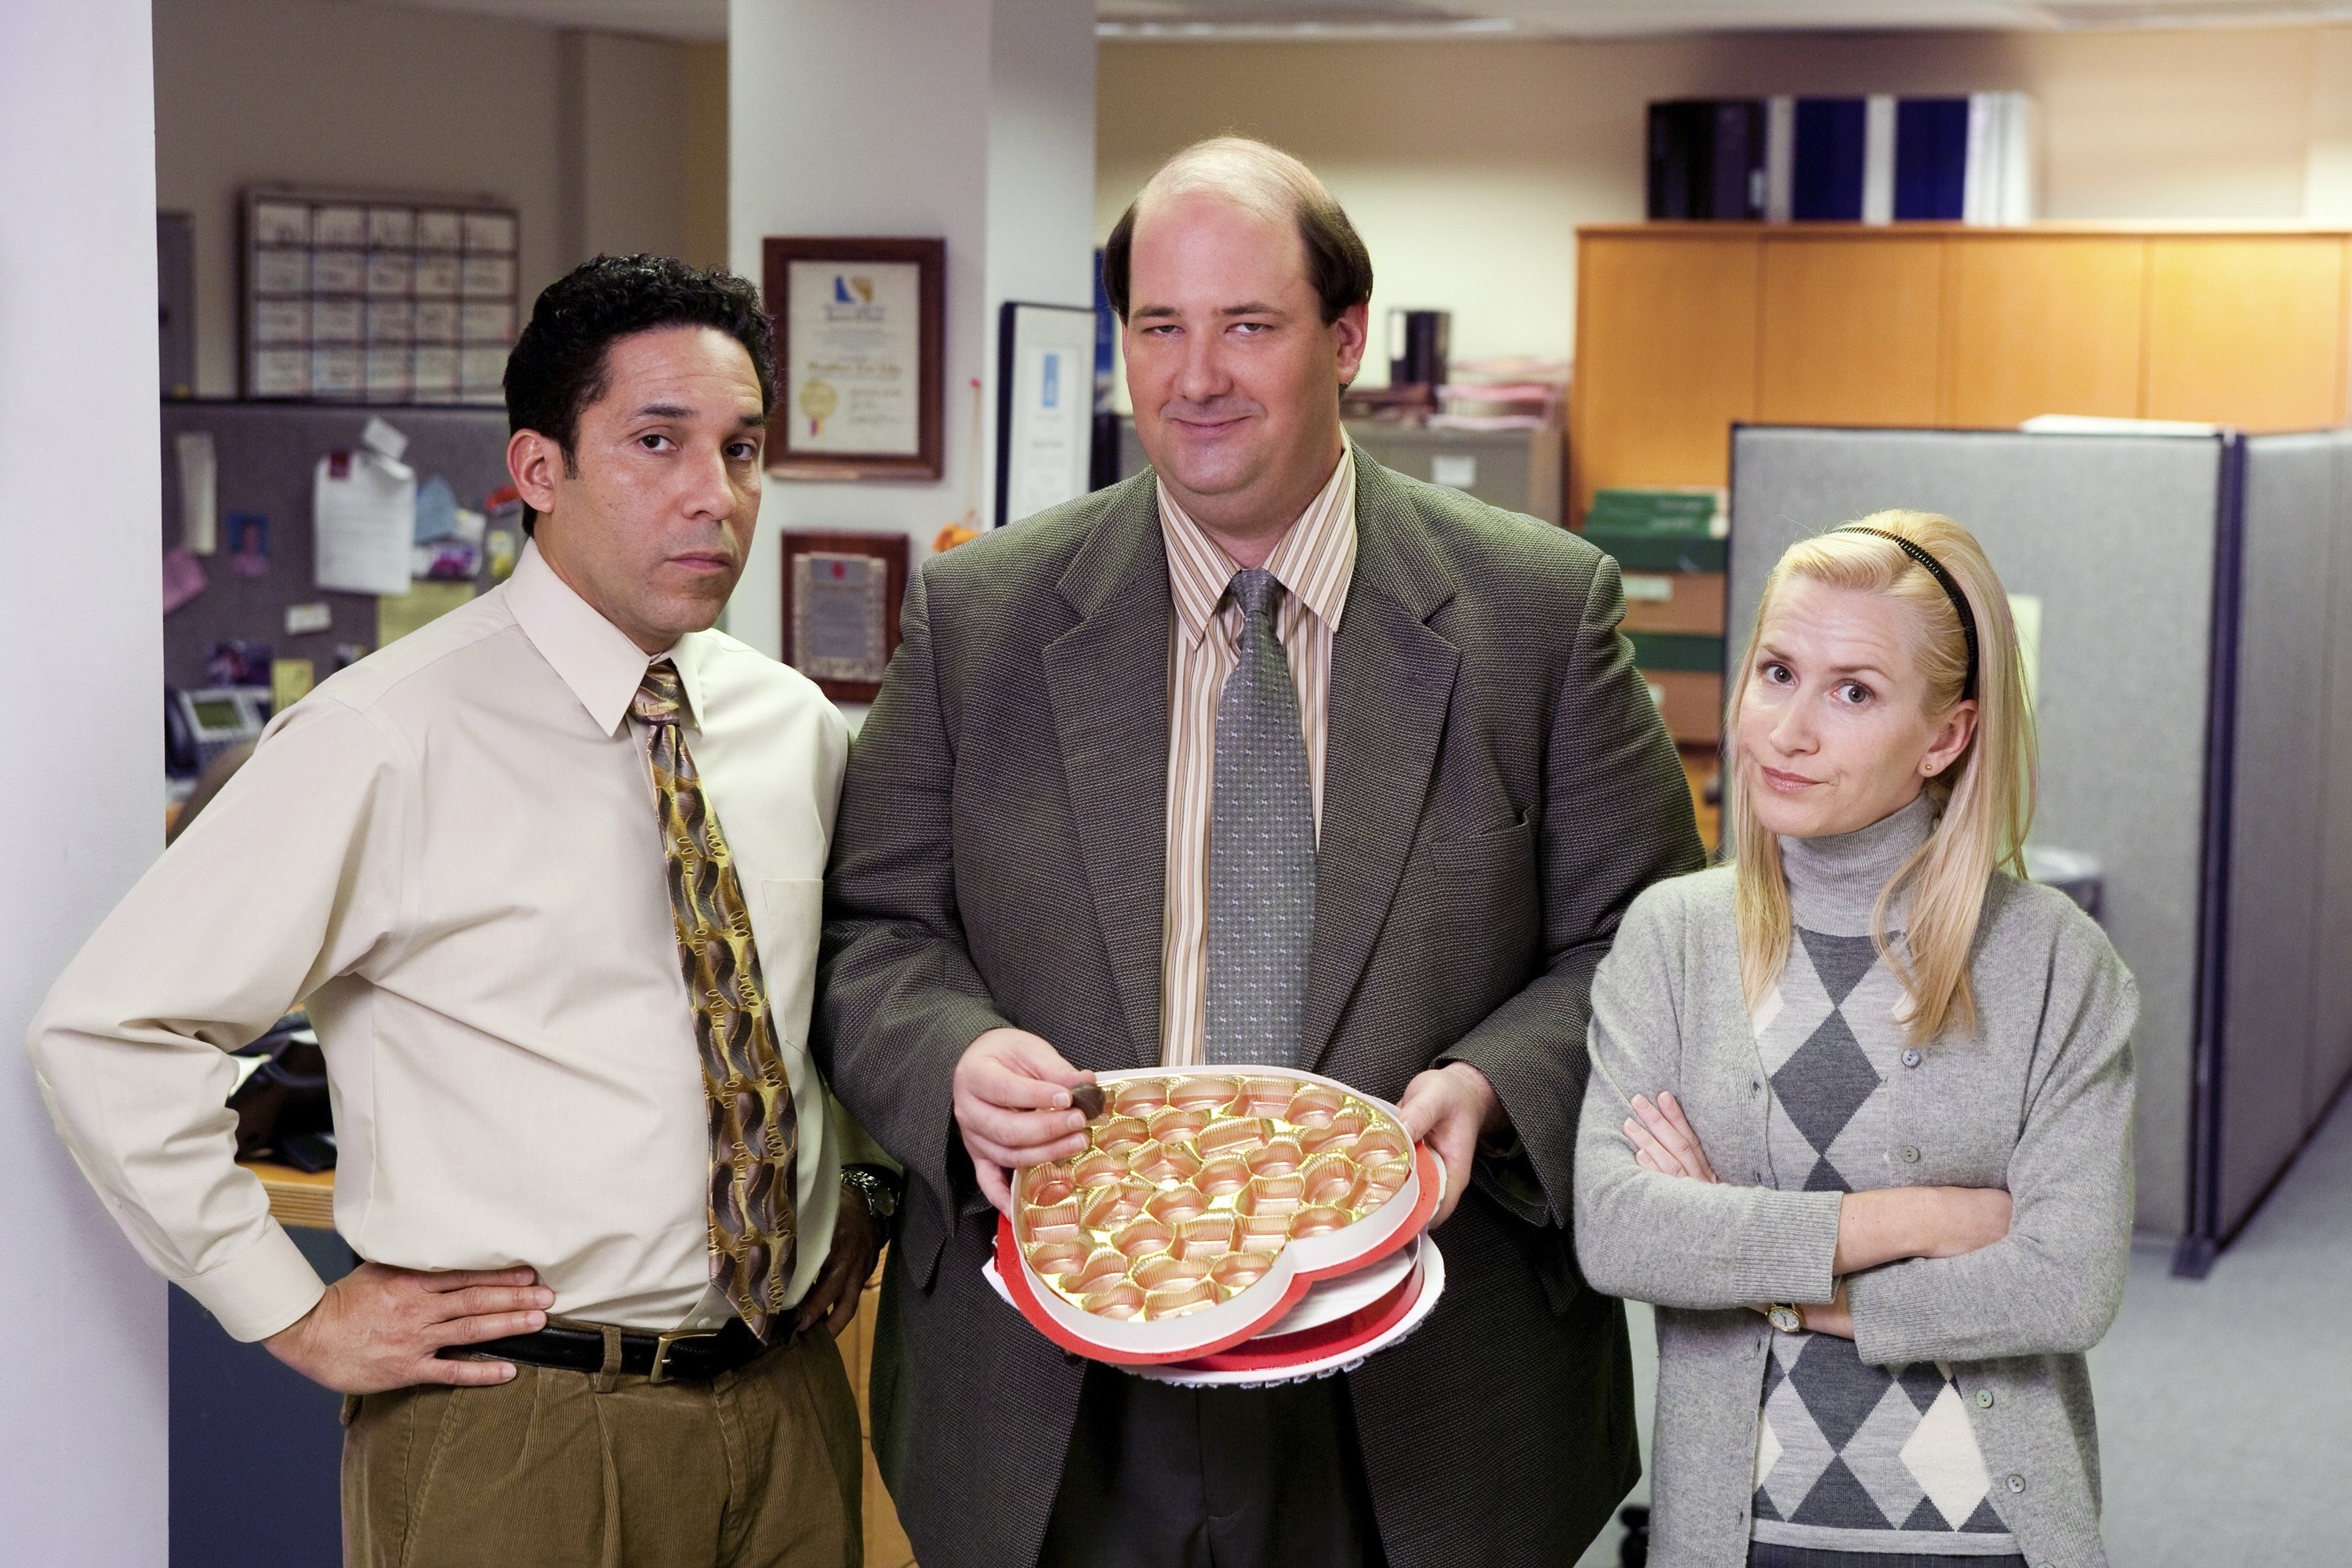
1204, 568, 1316, 1065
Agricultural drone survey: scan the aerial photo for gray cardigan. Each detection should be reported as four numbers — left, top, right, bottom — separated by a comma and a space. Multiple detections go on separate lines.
1572, 860, 2138, 1568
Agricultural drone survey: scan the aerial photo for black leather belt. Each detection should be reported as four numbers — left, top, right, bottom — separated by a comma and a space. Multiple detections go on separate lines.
447, 1316, 773, 1383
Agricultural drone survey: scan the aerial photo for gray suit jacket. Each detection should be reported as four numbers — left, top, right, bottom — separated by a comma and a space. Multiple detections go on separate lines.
816, 456, 1704, 1567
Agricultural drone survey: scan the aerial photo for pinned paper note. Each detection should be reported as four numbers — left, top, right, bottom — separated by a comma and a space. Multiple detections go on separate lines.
176, 431, 218, 554
162, 546, 209, 615
2009, 593, 2042, 715
270, 658, 316, 711
377, 580, 475, 646
314, 447, 416, 595
359, 416, 410, 465
414, 474, 459, 544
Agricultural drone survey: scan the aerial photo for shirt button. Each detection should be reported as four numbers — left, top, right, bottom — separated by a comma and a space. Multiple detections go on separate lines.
1899, 1145, 1922, 1163
2006, 1473, 2027, 1494
1976, 1389, 1994, 1408
1902, 1048, 1922, 1069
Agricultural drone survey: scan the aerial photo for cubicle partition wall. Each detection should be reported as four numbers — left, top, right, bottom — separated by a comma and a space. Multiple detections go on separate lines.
1726, 425, 2352, 1269
160, 401, 514, 691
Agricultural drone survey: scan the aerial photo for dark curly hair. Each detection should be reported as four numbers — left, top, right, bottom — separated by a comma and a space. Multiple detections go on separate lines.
504, 254, 775, 532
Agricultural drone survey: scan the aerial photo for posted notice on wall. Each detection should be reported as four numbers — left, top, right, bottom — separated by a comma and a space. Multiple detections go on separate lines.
314, 417, 416, 595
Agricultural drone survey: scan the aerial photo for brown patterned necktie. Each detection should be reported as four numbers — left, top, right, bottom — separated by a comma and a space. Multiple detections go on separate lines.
633, 659, 798, 1340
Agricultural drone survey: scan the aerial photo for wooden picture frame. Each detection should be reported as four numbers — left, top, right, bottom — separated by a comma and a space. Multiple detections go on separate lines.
764, 236, 945, 481
780, 531, 909, 702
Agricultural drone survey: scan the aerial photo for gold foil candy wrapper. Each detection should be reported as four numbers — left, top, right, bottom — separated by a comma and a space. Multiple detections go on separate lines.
1094, 1116, 1149, 1155
1247, 1138, 1305, 1178
1112, 1215, 1173, 1260
1175, 1214, 1238, 1259
1018, 1071, 1414, 1320
1073, 1149, 1127, 1188
1083, 1281, 1145, 1319
1029, 1240, 1090, 1283
1144, 1280, 1221, 1319
1289, 1205, 1352, 1240
1211, 1250, 1272, 1290
1167, 1076, 1240, 1113
1111, 1080, 1170, 1116
1148, 1107, 1210, 1146
1025, 1202, 1082, 1245
1195, 1156, 1250, 1198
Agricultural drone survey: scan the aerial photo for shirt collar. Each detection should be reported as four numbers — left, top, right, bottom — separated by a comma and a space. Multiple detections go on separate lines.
1160, 443, 1357, 648
505, 537, 707, 736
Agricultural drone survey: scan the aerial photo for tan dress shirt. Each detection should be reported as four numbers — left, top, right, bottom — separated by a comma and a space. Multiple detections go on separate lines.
1156, 445, 1358, 1067
27, 541, 878, 1341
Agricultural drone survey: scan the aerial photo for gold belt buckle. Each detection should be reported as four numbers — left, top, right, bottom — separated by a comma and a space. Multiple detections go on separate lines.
648, 1327, 719, 1385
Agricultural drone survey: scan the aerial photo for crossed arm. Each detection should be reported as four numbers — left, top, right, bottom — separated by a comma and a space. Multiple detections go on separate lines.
1620, 1091, 2011, 1338
1573, 894, 2138, 1362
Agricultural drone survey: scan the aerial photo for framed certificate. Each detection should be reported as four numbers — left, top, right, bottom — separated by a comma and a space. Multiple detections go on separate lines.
995, 300, 1101, 528
780, 532, 909, 702
764, 237, 944, 481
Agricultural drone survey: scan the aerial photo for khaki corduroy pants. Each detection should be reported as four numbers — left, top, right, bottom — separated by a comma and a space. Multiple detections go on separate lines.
340, 1325, 862, 1568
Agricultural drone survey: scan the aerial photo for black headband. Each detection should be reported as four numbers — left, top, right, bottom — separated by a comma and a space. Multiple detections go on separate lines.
1836, 526, 1980, 701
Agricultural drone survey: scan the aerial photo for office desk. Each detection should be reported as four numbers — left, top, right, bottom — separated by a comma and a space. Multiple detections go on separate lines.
171, 1162, 353, 1568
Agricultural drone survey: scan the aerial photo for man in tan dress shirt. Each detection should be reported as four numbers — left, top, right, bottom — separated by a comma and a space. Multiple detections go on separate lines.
820, 142, 1702, 1566
30, 256, 892, 1566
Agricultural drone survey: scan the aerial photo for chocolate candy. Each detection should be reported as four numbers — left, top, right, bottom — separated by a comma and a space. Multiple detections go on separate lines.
1016, 1072, 1412, 1319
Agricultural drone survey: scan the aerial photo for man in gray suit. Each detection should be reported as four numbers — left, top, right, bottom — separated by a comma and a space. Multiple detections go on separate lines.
818, 138, 1702, 1567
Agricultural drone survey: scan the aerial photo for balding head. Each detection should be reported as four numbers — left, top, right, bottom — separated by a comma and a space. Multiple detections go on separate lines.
1110, 137, 1372, 562
1103, 137, 1373, 325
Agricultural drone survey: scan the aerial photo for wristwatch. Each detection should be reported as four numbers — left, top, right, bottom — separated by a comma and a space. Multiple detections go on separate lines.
1766, 1303, 1806, 1334
840, 1163, 902, 1225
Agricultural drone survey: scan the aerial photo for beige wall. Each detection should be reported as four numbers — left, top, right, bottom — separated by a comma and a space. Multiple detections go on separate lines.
155, 0, 698, 397
1098, 27, 2352, 383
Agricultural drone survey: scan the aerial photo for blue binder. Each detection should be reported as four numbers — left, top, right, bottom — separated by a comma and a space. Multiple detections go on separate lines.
1791, 98, 1867, 221
1895, 98, 1970, 220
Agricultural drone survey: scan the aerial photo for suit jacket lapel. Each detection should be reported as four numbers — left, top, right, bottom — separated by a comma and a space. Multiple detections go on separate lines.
1043, 474, 1171, 1069
1302, 459, 1459, 1072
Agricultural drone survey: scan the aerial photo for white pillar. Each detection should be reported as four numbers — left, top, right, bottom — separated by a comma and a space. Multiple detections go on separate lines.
725, 0, 1098, 662
0, 2, 170, 1562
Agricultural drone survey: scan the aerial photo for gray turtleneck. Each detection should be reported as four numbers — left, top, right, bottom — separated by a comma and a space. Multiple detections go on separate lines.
1571, 794, 2140, 1568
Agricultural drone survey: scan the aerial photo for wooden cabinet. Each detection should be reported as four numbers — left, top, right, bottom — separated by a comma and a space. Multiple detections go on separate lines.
1941, 235, 2147, 427
1759, 235, 1945, 426
2143, 236, 2352, 428
1572, 231, 1759, 505
1570, 224, 2352, 524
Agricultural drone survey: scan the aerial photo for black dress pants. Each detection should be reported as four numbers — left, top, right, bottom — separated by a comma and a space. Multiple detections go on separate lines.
1035, 1365, 1388, 1568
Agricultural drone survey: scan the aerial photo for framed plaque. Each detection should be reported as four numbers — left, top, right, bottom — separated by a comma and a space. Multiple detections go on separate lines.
782, 532, 909, 702
764, 237, 945, 481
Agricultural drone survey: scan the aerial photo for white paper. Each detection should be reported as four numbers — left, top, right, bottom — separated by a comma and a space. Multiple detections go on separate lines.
1001, 303, 1098, 523
360, 415, 410, 466
2009, 593, 2043, 717
314, 450, 416, 594
176, 430, 218, 554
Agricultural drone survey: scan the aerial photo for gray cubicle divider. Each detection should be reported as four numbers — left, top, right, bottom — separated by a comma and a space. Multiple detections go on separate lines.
160, 401, 514, 692
1727, 424, 2352, 1272
2224, 432, 2352, 1244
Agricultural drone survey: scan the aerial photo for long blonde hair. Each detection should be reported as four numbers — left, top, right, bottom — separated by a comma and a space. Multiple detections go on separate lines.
1727, 510, 2037, 1042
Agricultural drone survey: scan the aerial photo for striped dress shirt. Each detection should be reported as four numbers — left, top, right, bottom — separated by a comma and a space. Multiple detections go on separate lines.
1156, 445, 1358, 1067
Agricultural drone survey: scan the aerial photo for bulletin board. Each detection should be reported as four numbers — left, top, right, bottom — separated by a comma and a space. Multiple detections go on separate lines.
160, 401, 516, 693
242, 187, 520, 405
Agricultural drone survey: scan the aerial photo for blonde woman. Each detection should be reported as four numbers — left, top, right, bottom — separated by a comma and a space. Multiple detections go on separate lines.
1572, 512, 2137, 1568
